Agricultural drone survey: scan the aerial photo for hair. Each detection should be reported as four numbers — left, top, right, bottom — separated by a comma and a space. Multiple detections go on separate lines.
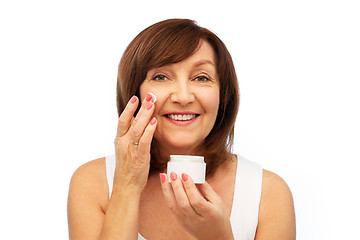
116, 19, 239, 177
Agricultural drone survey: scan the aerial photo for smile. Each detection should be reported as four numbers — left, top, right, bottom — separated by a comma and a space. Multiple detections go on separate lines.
166, 114, 197, 121
163, 112, 200, 126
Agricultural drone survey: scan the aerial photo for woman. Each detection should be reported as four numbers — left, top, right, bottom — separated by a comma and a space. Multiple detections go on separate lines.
67, 19, 296, 240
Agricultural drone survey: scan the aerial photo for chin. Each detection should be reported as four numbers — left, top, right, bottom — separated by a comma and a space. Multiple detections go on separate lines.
155, 137, 203, 155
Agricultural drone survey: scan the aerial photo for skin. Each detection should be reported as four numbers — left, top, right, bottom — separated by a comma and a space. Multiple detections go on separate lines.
67, 40, 296, 239
139, 41, 220, 156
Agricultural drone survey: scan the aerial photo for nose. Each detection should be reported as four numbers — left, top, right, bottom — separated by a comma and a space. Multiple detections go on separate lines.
170, 80, 195, 106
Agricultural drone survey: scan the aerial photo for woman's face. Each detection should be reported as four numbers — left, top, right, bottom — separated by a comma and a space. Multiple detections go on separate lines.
139, 40, 220, 155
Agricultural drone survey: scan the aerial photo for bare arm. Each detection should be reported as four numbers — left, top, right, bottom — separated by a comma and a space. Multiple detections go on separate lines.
67, 159, 143, 240
67, 94, 157, 239
255, 170, 296, 240
67, 160, 106, 240
99, 185, 142, 240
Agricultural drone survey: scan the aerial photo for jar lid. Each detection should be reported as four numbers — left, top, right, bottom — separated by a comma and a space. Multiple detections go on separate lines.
169, 155, 204, 163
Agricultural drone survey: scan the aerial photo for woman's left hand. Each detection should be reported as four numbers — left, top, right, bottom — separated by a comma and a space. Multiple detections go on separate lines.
159, 172, 234, 240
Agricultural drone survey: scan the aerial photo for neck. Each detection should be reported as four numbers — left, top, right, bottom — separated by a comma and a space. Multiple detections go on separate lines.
153, 140, 205, 159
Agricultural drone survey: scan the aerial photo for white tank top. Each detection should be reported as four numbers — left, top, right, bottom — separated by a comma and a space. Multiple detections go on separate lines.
105, 155, 262, 240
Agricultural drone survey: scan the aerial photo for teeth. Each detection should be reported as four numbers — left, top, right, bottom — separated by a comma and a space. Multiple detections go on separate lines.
167, 114, 197, 121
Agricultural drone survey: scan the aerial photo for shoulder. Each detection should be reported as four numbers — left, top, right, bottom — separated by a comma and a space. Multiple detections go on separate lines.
71, 157, 106, 180
261, 169, 293, 199
68, 157, 108, 210
70, 158, 106, 190
256, 169, 296, 239
68, 158, 109, 238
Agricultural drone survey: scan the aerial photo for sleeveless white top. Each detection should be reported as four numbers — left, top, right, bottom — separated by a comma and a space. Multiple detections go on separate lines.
105, 155, 263, 240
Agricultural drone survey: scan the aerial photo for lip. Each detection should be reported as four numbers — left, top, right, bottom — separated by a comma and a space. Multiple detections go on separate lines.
164, 111, 199, 115
162, 111, 200, 126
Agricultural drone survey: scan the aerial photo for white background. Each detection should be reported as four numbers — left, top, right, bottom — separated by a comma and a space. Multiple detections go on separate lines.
1, 0, 359, 239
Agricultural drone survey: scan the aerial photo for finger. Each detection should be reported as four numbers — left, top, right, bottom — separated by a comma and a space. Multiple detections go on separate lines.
170, 172, 199, 218
129, 94, 155, 145
137, 117, 157, 156
181, 173, 213, 217
196, 182, 227, 218
130, 92, 156, 128
196, 181, 223, 207
159, 173, 180, 215
116, 96, 138, 138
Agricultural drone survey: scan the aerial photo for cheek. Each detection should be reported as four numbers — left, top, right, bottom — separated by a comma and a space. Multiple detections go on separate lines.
200, 88, 220, 115
140, 86, 162, 109
139, 84, 150, 101
210, 94, 220, 112
140, 86, 167, 117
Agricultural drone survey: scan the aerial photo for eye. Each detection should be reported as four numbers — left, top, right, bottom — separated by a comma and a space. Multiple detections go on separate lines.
195, 75, 210, 82
152, 74, 168, 81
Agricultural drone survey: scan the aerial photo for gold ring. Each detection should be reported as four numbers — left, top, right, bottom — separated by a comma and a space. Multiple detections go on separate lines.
130, 139, 139, 145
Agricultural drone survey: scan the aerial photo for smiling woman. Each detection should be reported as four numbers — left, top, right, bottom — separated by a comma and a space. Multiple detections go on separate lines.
140, 40, 220, 163
117, 19, 239, 176
67, 19, 296, 240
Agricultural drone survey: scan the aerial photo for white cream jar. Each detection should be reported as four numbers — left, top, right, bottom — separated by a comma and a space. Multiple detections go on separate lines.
167, 155, 206, 184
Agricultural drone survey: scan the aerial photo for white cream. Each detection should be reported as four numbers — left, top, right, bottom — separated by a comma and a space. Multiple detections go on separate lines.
167, 155, 206, 184
148, 92, 157, 103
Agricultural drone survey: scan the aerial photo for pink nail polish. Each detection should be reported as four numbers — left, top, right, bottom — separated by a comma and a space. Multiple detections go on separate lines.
150, 117, 157, 125
170, 172, 177, 181
146, 102, 153, 110
181, 173, 188, 182
130, 96, 137, 104
146, 93, 152, 102
160, 173, 166, 183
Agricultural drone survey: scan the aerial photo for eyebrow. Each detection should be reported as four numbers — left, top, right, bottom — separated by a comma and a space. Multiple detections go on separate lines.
148, 59, 216, 75
193, 60, 216, 68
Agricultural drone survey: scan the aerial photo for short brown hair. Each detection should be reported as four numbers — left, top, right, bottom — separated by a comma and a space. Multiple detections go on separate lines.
116, 19, 239, 177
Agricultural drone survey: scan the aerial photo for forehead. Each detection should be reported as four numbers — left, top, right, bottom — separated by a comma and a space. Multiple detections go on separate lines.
152, 40, 217, 73
178, 40, 216, 68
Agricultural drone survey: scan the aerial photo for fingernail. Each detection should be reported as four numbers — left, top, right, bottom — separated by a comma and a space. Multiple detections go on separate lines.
130, 96, 137, 104
146, 93, 157, 103
160, 173, 166, 183
146, 93, 152, 102
150, 117, 157, 125
146, 102, 153, 110
170, 172, 177, 181
148, 93, 157, 103
181, 173, 188, 182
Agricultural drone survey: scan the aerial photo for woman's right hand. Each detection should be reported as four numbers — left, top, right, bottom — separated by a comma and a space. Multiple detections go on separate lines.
113, 93, 157, 194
